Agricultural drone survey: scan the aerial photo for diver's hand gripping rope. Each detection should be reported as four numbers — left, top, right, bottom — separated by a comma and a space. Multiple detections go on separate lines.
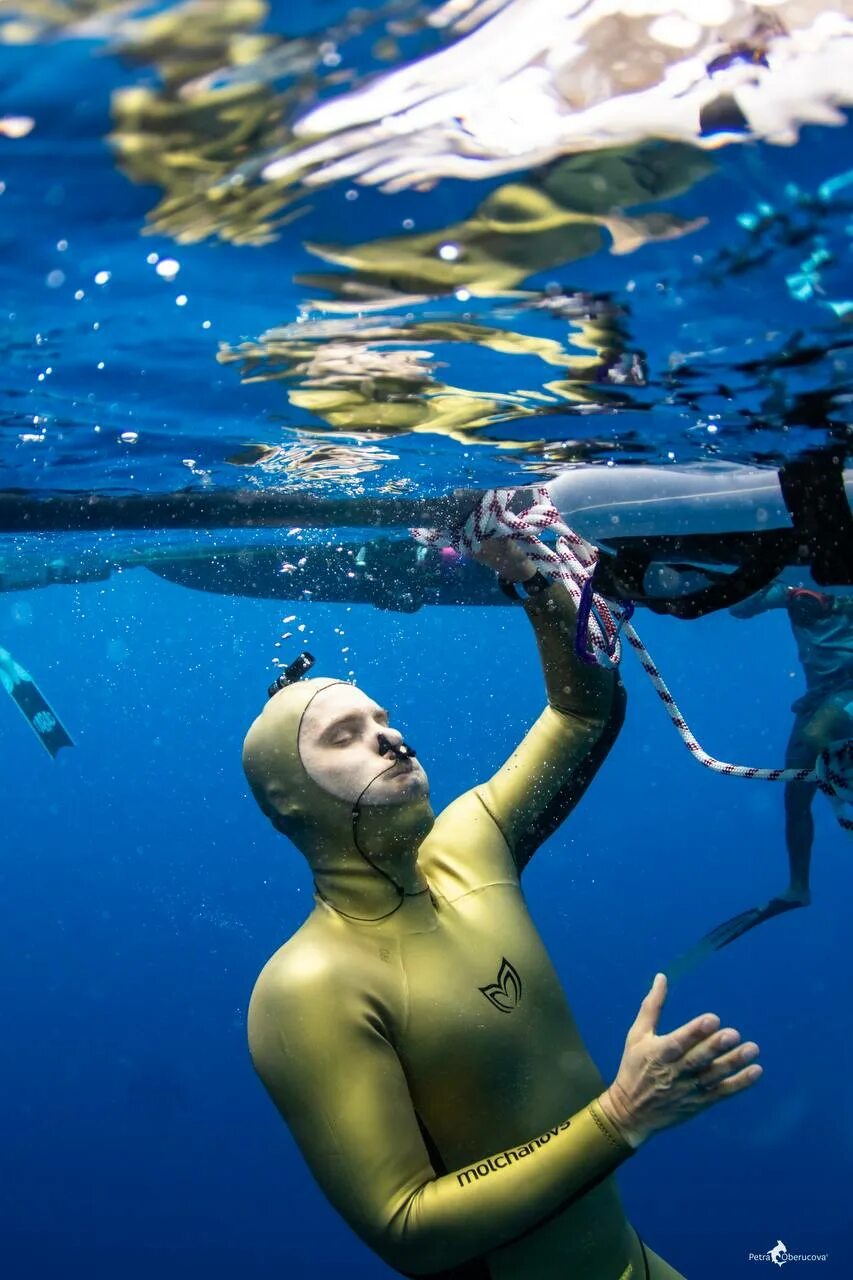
413, 489, 852, 835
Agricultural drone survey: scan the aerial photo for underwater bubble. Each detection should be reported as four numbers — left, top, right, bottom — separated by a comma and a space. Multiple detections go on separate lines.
156, 258, 180, 281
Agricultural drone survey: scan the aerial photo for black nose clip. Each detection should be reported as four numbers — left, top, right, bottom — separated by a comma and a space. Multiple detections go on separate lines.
377, 733, 417, 763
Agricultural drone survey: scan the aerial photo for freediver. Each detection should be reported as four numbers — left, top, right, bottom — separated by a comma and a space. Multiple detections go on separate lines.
681, 582, 853, 957
243, 527, 762, 1280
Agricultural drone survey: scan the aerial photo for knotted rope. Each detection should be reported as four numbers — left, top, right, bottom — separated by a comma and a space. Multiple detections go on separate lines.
413, 488, 852, 834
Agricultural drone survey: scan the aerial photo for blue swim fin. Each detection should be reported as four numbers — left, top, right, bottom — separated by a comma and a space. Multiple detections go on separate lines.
0, 645, 74, 758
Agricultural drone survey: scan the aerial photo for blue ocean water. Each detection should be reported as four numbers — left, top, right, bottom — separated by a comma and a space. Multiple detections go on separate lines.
1, 3, 852, 1278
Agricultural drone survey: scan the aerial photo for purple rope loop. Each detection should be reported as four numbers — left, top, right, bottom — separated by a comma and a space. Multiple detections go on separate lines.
575, 576, 635, 668
575, 578, 599, 666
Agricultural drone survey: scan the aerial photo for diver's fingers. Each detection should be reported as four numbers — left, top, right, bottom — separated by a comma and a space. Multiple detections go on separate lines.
690, 1040, 760, 1090
358, 127, 468, 189
264, 122, 386, 183
699, 1061, 763, 1101
680, 1027, 742, 1074
350, 144, 443, 190
656, 1011, 721, 1064
628, 972, 668, 1040
380, 151, 519, 191
305, 137, 407, 187
381, 141, 555, 191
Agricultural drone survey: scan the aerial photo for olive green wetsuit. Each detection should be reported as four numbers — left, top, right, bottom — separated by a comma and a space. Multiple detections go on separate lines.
247, 584, 685, 1279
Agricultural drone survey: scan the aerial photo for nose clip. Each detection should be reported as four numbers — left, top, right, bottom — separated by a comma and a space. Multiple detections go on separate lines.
377, 733, 417, 762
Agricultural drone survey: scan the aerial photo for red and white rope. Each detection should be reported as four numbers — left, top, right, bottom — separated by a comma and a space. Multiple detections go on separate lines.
414, 487, 626, 661
413, 488, 852, 833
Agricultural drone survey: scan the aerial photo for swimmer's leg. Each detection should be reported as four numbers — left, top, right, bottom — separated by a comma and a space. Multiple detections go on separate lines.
787, 694, 853, 877
0, 646, 73, 757
668, 697, 852, 979
781, 708, 823, 905
783, 778, 816, 904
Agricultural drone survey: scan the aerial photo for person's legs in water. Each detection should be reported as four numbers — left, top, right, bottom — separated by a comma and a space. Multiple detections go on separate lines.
666, 690, 852, 974
784, 691, 853, 905
781, 709, 820, 907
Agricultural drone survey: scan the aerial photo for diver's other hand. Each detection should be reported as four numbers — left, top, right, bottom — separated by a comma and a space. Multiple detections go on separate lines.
470, 535, 537, 583
597, 973, 762, 1149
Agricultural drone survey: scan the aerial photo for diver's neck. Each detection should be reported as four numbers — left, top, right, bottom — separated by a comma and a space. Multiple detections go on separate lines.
313, 852, 434, 924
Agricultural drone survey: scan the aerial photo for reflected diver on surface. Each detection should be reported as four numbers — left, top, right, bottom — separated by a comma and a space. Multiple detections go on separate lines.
21, 0, 431, 246
105, 0, 318, 245
294, 142, 711, 301
244, 526, 761, 1280
672, 582, 853, 968
217, 288, 650, 452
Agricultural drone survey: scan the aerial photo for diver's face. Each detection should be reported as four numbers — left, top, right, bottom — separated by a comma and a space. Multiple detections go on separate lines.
299, 684, 430, 807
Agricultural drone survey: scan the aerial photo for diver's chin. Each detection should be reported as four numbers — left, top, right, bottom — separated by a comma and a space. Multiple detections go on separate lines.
354, 793, 435, 861
365, 764, 429, 807
373, 773, 425, 803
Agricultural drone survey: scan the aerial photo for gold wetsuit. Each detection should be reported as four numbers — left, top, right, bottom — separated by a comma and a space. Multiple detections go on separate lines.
246, 584, 685, 1279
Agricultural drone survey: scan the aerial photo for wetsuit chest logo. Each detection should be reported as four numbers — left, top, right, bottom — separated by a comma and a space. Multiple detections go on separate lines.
479, 957, 522, 1013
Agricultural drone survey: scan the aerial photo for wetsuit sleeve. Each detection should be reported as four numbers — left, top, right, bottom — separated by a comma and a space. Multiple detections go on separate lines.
729, 582, 789, 618
475, 582, 626, 873
249, 966, 633, 1278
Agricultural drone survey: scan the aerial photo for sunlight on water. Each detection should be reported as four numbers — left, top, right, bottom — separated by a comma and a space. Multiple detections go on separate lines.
0, 0, 850, 499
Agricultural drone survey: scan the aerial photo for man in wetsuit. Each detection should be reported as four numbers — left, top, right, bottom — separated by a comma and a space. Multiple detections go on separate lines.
243, 532, 763, 1279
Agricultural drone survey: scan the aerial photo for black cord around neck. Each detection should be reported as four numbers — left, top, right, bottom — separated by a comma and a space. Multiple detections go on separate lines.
314, 764, 430, 923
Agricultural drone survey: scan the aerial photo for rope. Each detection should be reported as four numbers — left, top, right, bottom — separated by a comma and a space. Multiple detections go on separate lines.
412, 488, 853, 835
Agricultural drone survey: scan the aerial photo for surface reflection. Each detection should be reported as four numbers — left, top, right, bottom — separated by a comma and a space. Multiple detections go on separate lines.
217, 294, 646, 459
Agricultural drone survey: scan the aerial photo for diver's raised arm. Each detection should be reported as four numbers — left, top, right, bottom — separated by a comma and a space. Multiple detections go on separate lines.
467, 535, 624, 872
469, 533, 617, 720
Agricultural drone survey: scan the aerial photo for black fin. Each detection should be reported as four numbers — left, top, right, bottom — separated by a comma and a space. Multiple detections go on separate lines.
666, 897, 807, 981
